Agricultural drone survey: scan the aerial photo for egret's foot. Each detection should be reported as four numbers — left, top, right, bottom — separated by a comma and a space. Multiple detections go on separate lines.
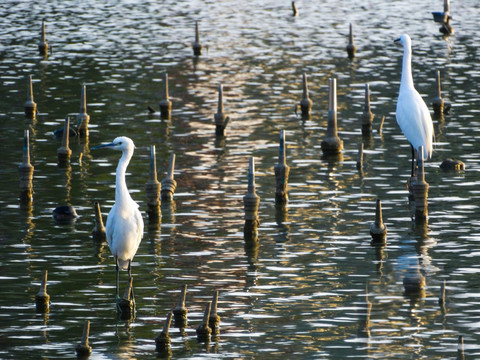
116, 296, 123, 314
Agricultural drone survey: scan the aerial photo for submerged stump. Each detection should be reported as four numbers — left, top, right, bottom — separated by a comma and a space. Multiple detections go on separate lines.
155, 312, 173, 354
173, 284, 188, 327
35, 269, 50, 313
274, 130, 290, 204
19, 130, 34, 203
321, 78, 343, 155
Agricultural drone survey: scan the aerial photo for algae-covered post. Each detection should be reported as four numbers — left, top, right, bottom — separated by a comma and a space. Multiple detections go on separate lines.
208, 290, 220, 333
196, 302, 212, 342
155, 312, 173, 354
173, 284, 188, 327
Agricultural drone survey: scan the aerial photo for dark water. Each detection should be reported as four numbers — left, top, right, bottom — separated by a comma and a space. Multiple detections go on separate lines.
1, 0, 480, 358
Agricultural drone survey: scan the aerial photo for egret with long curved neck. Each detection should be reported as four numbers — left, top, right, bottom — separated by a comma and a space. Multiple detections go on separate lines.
92, 136, 144, 307
395, 34, 434, 176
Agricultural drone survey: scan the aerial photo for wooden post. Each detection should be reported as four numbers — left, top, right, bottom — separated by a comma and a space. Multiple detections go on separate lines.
35, 270, 50, 313
321, 78, 343, 155
19, 130, 34, 203
193, 21, 202, 56
173, 284, 188, 327
75, 320, 92, 357
91, 202, 106, 241
155, 312, 173, 354
25, 75, 37, 118
77, 85, 90, 137
38, 19, 49, 56
346, 23, 356, 59
361, 83, 374, 134
57, 116, 72, 166
370, 199, 387, 244
214, 84, 230, 136
159, 72, 172, 119
161, 153, 177, 201
196, 302, 212, 342
299, 72, 312, 117
274, 130, 290, 204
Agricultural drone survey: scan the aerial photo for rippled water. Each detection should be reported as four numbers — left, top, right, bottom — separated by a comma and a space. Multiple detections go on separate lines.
1, 0, 480, 358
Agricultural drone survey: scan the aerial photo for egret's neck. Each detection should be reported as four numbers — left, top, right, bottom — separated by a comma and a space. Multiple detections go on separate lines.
115, 148, 134, 204
400, 45, 414, 90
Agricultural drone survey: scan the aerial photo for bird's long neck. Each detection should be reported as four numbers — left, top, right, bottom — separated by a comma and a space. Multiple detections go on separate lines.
400, 45, 414, 90
115, 148, 134, 205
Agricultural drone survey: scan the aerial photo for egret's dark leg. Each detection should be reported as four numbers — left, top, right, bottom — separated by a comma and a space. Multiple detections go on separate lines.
115, 257, 119, 301
410, 144, 416, 177
128, 260, 135, 304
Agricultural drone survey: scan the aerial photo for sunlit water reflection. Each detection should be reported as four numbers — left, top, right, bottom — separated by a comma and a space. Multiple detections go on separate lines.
1, 0, 480, 358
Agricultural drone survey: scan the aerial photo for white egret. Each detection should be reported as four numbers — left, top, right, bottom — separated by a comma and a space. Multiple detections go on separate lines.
92, 136, 144, 306
395, 34, 434, 176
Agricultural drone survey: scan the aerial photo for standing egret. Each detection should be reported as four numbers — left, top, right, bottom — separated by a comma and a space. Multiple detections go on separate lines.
395, 34, 434, 176
92, 136, 144, 307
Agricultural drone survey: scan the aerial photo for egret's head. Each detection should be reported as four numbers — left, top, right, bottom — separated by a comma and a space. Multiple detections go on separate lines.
394, 34, 411, 48
92, 136, 135, 151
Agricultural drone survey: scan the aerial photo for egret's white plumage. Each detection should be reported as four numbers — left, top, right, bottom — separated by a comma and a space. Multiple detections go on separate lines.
92, 136, 143, 302
395, 34, 434, 169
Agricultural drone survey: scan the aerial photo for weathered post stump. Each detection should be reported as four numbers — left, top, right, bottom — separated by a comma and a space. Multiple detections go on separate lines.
292, 1, 298, 16
411, 146, 429, 220
361, 83, 374, 135
24, 75, 37, 119
321, 78, 343, 155
77, 85, 90, 137
244, 157, 260, 243
196, 302, 212, 343
57, 116, 72, 166
208, 291, 220, 334
19, 130, 34, 203
75, 320, 92, 358
91, 202, 106, 241
346, 23, 356, 59
214, 84, 230, 136
173, 284, 188, 328
370, 199, 387, 244
161, 153, 177, 202
117, 276, 135, 320
274, 130, 290, 204
146, 145, 161, 210
35, 269, 50, 313
155, 312, 173, 355
192, 21, 202, 56
159, 72, 172, 119
432, 70, 445, 116
299, 72, 312, 117
38, 19, 49, 56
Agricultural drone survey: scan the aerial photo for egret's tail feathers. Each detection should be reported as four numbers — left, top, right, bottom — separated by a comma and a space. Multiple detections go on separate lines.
118, 259, 130, 270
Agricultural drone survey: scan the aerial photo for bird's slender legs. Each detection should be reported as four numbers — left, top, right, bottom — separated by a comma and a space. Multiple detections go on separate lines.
410, 145, 416, 177
115, 257, 120, 302
128, 260, 135, 305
